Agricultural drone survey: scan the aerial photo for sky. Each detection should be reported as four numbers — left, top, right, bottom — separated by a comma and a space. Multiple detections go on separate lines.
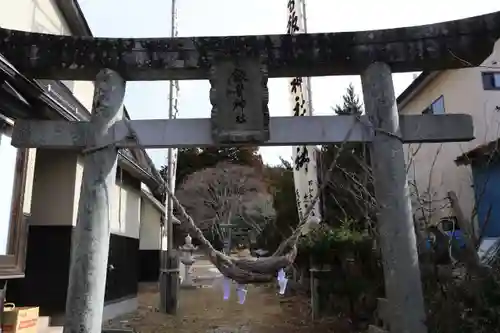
78, 0, 500, 167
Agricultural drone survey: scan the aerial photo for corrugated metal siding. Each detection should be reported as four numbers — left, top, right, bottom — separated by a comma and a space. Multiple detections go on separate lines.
473, 160, 500, 237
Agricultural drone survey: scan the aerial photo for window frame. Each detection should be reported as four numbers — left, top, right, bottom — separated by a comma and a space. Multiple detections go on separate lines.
0, 122, 30, 279
482, 72, 500, 90
422, 95, 445, 115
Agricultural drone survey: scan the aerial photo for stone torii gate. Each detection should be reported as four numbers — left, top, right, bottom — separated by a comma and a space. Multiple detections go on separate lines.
2, 11, 500, 333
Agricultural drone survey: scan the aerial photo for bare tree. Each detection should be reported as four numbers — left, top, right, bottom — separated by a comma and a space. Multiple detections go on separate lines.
176, 162, 273, 244
239, 192, 275, 235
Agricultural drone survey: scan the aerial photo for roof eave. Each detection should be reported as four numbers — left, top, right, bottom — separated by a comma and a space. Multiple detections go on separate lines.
53, 0, 165, 200
54, 0, 92, 36
455, 139, 500, 166
396, 71, 441, 110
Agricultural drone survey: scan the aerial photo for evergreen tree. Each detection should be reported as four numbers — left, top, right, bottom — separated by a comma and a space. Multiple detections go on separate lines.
320, 84, 374, 228
333, 83, 363, 115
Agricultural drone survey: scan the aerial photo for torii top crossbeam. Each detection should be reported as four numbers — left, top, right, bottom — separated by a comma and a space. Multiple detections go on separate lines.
0, 11, 499, 81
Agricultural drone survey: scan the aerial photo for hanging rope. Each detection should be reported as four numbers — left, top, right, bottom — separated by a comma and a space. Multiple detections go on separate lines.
113, 0, 364, 282
161, 118, 360, 284
273, 118, 360, 256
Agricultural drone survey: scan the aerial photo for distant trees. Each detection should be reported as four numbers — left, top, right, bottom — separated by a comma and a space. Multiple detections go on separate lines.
162, 147, 263, 189
258, 158, 300, 251
176, 162, 274, 249
163, 84, 372, 249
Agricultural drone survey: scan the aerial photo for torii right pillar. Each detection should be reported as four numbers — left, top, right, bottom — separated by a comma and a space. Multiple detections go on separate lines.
362, 62, 427, 333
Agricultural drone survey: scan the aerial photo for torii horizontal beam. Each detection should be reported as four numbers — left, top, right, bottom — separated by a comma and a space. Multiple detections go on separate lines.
11, 114, 473, 149
0, 12, 499, 81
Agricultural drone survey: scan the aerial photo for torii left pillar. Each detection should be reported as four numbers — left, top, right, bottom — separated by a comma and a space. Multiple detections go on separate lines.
63, 69, 126, 333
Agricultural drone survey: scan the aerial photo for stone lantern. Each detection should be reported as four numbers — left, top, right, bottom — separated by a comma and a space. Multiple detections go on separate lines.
179, 234, 197, 288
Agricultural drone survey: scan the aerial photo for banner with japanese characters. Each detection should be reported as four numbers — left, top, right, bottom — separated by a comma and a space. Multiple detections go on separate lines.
286, 0, 321, 222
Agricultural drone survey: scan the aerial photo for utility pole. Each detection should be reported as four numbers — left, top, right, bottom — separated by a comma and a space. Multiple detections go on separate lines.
159, 0, 180, 315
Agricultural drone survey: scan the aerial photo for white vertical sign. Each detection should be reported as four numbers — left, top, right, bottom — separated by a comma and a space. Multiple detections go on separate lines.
286, 0, 321, 221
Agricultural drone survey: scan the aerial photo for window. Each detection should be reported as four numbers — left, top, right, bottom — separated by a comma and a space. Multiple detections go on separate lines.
482, 72, 500, 90
0, 122, 29, 278
422, 95, 445, 115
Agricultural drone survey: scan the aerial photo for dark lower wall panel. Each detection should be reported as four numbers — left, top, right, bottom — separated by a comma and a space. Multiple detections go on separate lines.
105, 233, 139, 302
7, 226, 140, 315
7, 225, 73, 316
138, 250, 160, 282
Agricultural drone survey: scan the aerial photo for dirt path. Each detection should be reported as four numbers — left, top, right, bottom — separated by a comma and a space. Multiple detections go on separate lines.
104, 284, 322, 333
104, 259, 338, 332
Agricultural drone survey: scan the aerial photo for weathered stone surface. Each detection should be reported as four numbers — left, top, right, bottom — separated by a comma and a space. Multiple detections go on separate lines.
363, 63, 427, 333
63, 69, 126, 333
0, 11, 499, 80
11, 114, 474, 149
210, 57, 269, 144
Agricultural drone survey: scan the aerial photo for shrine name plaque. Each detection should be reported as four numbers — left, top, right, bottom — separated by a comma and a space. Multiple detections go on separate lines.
210, 57, 270, 144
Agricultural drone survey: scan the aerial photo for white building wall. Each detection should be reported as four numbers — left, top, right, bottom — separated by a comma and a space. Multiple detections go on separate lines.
0, 0, 96, 227
0, 0, 95, 111
110, 180, 142, 239
0, 128, 19, 254
139, 198, 162, 250
399, 39, 500, 231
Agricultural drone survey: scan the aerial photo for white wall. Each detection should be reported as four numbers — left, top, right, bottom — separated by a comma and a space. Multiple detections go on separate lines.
76, 158, 144, 238
72, 81, 95, 111
30, 150, 78, 226
0, 129, 18, 254
0, 124, 36, 255
110, 178, 142, 239
72, 158, 84, 226
400, 39, 500, 230
139, 197, 162, 250
31, 152, 143, 238
0, 0, 96, 110
0, 0, 97, 227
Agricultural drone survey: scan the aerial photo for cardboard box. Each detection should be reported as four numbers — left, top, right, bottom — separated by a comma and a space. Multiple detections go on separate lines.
1, 304, 39, 333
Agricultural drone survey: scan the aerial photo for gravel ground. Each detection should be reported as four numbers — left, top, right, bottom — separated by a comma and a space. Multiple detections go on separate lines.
104, 283, 340, 333
103, 257, 341, 333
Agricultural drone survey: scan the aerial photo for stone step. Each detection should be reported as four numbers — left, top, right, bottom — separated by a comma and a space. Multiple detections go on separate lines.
42, 326, 63, 333
368, 325, 389, 333
102, 329, 134, 333
36, 315, 64, 333
38, 319, 135, 333
37, 316, 50, 333
376, 298, 390, 324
